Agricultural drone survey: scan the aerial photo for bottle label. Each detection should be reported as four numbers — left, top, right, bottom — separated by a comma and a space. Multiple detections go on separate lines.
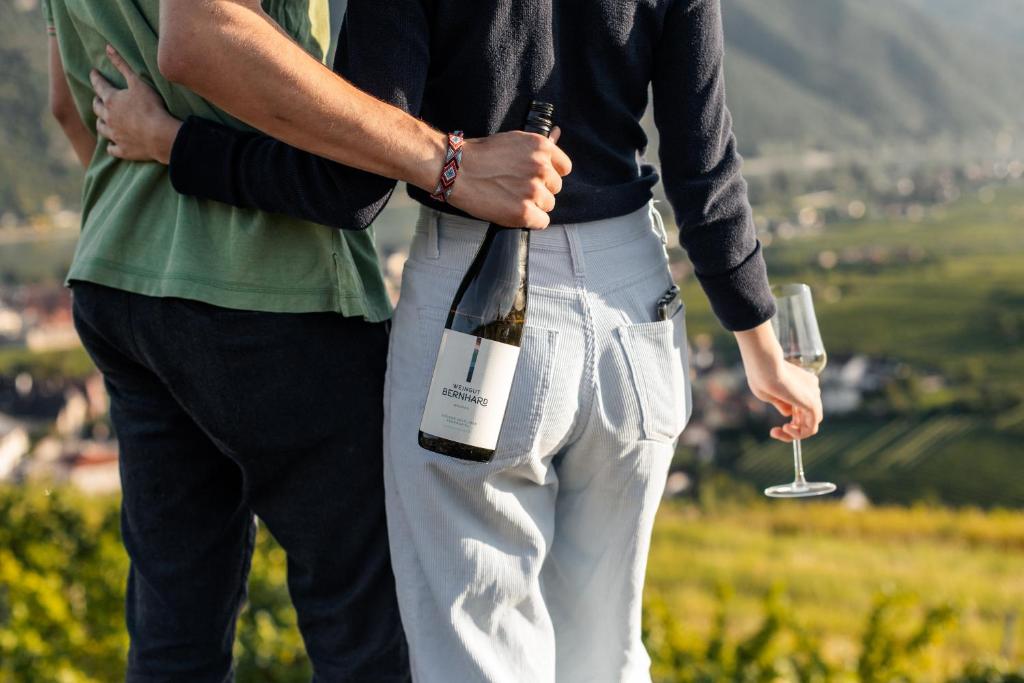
420, 329, 521, 451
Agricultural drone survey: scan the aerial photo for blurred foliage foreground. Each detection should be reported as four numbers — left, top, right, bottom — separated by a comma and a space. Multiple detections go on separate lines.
1, 487, 1022, 682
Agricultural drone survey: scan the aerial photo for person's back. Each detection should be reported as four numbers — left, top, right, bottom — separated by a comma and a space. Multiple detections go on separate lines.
44, 0, 389, 319
409, 1, 670, 222
44, 2, 411, 678
337, 0, 766, 329
340, 3, 819, 681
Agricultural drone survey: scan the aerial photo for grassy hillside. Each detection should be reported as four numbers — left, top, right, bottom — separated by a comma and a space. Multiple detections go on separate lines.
0, 0, 83, 217
733, 415, 1024, 507
675, 185, 1024, 507
760, 188, 1024, 394
646, 501, 1024, 680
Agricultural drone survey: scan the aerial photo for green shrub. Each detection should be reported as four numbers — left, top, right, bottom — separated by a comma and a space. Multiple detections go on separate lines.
1, 487, 1020, 682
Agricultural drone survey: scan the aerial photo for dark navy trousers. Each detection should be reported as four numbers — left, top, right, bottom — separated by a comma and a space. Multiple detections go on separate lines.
72, 282, 409, 683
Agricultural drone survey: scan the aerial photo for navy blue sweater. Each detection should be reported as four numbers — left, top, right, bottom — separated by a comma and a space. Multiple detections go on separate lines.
169, 0, 774, 330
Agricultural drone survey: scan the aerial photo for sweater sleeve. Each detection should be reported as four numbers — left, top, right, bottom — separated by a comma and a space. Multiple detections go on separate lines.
168, 0, 431, 231
651, 0, 775, 331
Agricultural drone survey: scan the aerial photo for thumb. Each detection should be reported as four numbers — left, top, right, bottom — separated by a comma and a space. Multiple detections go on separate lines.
549, 126, 561, 144
89, 69, 116, 101
105, 44, 137, 84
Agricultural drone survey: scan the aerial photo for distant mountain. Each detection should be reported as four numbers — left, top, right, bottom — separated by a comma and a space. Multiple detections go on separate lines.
1, 0, 82, 218
719, 0, 1024, 155
3, 0, 1023, 216
902, 0, 1024, 45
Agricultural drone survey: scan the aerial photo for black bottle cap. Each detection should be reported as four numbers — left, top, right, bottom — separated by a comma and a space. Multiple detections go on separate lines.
524, 101, 556, 138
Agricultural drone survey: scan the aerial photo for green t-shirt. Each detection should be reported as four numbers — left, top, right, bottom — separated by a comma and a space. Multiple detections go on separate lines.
42, 0, 391, 321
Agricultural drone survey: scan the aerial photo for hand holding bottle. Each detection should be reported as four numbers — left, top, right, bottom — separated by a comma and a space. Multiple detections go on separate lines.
446, 128, 571, 230
419, 102, 557, 462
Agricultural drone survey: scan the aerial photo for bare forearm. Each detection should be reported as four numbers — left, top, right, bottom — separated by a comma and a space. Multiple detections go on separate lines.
158, 0, 444, 191
49, 37, 96, 168
156, 0, 571, 228
734, 321, 784, 367
62, 118, 97, 168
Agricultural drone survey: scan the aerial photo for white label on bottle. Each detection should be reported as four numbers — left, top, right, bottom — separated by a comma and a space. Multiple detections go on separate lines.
420, 330, 521, 451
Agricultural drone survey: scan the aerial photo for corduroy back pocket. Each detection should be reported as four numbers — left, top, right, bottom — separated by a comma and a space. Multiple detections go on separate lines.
615, 306, 691, 443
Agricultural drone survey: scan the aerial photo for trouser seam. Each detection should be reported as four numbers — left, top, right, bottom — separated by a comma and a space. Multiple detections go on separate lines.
565, 292, 598, 449
561, 224, 597, 446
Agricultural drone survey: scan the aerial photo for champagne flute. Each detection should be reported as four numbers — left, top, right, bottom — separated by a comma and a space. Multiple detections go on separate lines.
764, 283, 836, 498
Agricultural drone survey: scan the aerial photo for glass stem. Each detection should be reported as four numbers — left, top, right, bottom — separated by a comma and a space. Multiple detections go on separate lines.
792, 439, 807, 487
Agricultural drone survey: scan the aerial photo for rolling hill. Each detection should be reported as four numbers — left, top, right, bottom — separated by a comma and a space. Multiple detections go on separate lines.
721, 0, 1024, 154
0, 0, 82, 219
3, 0, 1024, 216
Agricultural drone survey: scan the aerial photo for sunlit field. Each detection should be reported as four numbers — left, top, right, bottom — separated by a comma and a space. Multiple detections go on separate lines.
4, 488, 1022, 681
674, 186, 1024, 509
646, 501, 1024, 679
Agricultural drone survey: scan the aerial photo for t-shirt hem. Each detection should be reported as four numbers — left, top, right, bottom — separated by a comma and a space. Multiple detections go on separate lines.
67, 259, 391, 322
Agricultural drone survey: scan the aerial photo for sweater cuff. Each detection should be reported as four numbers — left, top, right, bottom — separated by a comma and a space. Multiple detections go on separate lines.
169, 115, 234, 200
695, 241, 777, 331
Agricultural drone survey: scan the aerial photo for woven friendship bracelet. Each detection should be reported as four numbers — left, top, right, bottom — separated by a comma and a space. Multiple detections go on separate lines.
429, 131, 465, 203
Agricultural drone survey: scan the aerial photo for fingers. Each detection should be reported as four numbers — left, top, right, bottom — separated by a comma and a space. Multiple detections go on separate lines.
531, 136, 564, 206
782, 420, 806, 440
107, 143, 125, 159
797, 379, 824, 436
96, 118, 114, 140
530, 173, 557, 213
540, 163, 563, 195
89, 69, 117, 102
761, 365, 824, 441
784, 402, 821, 440
770, 426, 795, 443
547, 138, 573, 177
105, 44, 137, 84
522, 203, 552, 230
91, 94, 109, 123
450, 131, 566, 228
769, 415, 816, 443
804, 400, 822, 434
534, 192, 556, 214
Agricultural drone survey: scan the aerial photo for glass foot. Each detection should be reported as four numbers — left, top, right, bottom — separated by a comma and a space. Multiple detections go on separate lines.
764, 481, 837, 498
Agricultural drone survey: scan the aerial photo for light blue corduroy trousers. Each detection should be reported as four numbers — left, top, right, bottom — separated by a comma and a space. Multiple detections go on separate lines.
383, 204, 692, 682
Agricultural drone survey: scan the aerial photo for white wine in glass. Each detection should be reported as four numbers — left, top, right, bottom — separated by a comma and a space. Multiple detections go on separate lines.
765, 283, 837, 498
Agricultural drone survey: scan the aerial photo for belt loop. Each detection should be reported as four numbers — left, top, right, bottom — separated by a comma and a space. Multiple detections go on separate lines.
650, 200, 668, 246
426, 210, 441, 260
565, 224, 586, 279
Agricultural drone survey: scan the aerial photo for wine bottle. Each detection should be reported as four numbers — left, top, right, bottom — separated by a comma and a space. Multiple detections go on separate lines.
419, 101, 556, 462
